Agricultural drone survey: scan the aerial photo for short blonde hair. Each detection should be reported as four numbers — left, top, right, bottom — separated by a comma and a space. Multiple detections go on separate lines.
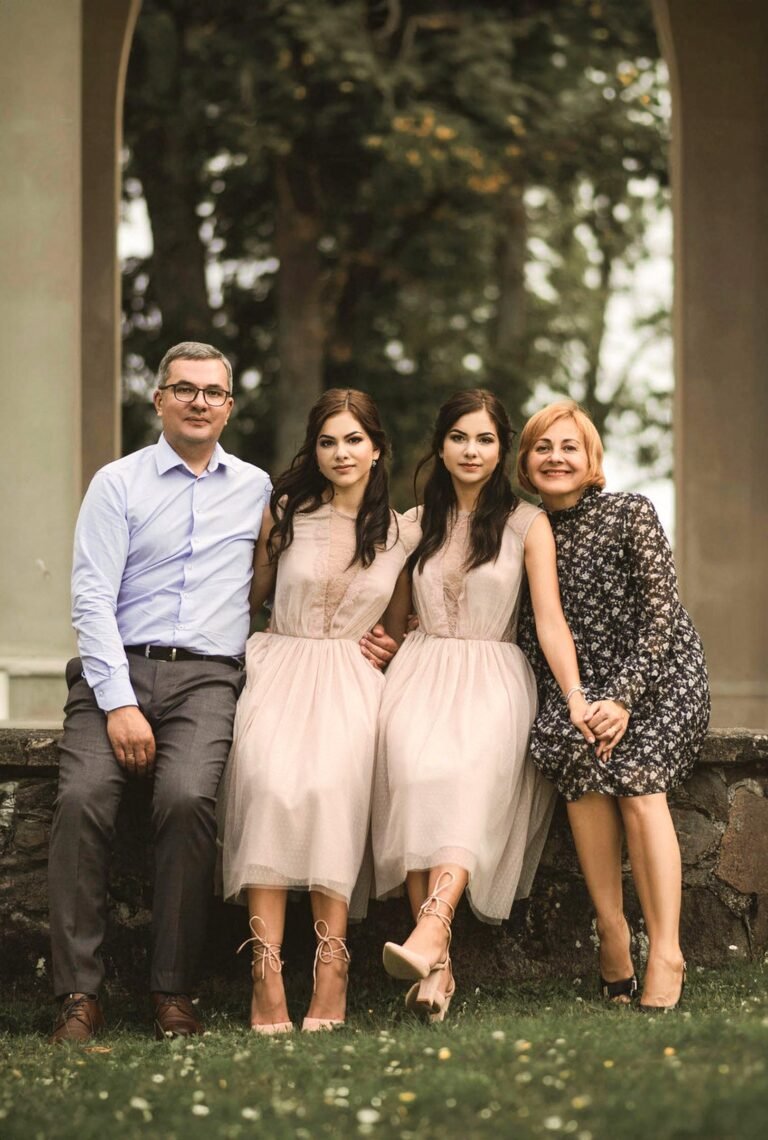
516, 400, 605, 494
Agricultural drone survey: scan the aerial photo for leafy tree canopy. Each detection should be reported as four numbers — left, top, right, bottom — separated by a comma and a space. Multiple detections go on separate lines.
122, 0, 670, 503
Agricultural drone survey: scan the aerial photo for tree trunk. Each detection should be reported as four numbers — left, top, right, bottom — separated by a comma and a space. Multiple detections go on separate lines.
273, 159, 327, 473
128, 10, 211, 356
581, 245, 613, 439
132, 128, 211, 350
489, 187, 528, 416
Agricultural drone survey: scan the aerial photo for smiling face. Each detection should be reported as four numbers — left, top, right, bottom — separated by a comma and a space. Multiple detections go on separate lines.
440, 408, 500, 496
153, 357, 233, 459
524, 415, 590, 509
315, 410, 380, 495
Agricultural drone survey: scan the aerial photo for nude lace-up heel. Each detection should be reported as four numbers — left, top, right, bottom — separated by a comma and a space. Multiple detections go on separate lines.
301, 920, 350, 1032
237, 915, 293, 1035
383, 870, 457, 1021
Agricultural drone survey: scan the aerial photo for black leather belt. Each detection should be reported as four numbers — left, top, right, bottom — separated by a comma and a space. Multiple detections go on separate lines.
125, 645, 245, 670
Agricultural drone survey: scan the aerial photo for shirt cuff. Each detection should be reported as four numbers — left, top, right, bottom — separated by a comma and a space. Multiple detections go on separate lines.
92, 675, 139, 713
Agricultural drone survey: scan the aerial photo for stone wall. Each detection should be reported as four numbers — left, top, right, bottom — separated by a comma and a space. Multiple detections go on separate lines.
0, 729, 766, 995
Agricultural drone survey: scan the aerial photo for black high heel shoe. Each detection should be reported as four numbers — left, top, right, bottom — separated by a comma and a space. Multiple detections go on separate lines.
638, 961, 687, 1013
599, 925, 637, 1003
600, 973, 638, 1002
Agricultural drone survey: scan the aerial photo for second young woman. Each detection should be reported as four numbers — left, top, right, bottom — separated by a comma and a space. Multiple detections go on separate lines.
219, 389, 416, 1033
372, 389, 594, 1022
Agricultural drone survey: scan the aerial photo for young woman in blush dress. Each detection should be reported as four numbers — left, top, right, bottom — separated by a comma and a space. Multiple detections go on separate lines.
372, 389, 595, 1023
218, 390, 416, 1034
516, 401, 709, 1011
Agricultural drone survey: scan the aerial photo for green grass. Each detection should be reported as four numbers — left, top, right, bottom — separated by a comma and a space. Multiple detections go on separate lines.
1, 964, 767, 1139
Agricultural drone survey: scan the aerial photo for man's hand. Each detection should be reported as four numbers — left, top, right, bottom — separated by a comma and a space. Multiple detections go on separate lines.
359, 624, 398, 671
106, 706, 156, 777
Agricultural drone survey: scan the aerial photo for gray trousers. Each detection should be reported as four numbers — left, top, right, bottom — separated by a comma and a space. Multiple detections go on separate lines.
48, 654, 244, 997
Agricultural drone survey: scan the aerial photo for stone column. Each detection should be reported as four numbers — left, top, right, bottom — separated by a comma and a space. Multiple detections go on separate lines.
653, 0, 768, 728
0, 0, 83, 723
0, 0, 139, 723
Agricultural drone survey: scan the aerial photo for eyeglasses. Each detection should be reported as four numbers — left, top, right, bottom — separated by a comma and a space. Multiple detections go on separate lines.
158, 382, 232, 407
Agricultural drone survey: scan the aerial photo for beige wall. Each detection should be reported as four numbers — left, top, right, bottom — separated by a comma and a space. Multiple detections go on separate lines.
0, 0, 139, 722
654, 0, 768, 728
0, 0, 83, 688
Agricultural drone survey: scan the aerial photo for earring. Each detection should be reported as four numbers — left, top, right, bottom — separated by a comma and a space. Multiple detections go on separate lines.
372, 459, 378, 468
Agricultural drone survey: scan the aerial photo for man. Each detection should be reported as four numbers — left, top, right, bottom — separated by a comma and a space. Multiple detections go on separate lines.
48, 342, 271, 1044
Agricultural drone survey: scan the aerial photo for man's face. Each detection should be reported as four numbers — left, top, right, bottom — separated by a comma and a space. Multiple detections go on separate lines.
153, 358, 233, 454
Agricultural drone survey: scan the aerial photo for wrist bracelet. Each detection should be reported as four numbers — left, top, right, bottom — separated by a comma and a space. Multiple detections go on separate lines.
564, 684, 584, 703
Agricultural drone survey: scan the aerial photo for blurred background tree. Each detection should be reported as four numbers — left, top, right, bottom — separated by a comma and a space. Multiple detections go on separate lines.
121, 0, 670, 505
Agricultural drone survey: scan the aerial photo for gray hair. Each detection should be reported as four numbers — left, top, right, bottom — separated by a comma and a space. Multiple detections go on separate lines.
156, 342, 233, 392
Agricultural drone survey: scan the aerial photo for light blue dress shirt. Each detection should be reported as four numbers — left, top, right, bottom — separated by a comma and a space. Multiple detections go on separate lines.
72, 434, 271, 712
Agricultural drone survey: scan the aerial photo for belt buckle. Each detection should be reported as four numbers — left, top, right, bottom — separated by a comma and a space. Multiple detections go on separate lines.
144, 644, 151, 659
170, 647, 177, 661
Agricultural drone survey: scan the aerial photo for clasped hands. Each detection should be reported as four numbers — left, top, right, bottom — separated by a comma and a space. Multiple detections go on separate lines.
569, 696, 630, 761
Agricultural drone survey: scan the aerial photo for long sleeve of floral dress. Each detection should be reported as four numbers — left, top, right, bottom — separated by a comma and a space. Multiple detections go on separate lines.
519, 488, 709, 801
610, 494, 680, 710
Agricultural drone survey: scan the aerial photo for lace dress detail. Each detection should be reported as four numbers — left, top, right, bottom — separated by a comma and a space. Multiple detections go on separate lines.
373, 501, 557, 925
323, 509, 358, 635
441, 513, 470, 635
518, 487, 710, 801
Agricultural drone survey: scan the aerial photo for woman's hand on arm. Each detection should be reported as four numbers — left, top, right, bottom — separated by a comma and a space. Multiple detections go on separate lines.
249, 507, 278, 615
524, 515, 595, 746
360, 568, 412, 670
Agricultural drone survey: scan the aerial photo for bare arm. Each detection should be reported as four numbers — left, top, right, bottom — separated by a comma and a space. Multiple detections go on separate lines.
250, 507, 278, 614
524, 514, 594, 745
360, 568, 412, 669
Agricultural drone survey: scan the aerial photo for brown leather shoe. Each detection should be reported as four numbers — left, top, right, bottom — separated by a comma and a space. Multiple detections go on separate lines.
49, 993, 104, 1045
152, 992, 202, 1039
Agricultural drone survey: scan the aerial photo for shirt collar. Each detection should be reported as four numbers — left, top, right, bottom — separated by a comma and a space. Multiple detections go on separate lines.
155, 433, 233, 476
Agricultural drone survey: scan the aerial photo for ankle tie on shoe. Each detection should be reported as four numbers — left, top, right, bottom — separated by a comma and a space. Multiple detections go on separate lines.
417, 870, 456, 947
237, 915, 283, 980
312, 919, 350, 992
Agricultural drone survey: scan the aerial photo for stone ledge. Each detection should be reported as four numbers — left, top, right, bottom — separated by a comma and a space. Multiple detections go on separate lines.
2, 727, 766, 774
1, 727, 767, 990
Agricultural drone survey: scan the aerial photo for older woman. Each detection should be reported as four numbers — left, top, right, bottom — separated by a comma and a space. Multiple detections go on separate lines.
516, 400, 709, 1011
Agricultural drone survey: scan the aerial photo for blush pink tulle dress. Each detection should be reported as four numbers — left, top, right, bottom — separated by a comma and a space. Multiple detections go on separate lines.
372, 502, 556, 923
219, 504, 418, 919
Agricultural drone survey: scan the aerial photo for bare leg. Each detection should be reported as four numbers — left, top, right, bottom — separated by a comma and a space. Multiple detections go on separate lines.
405, 869, 430, 923
246, 887, 289, 1027
618, 792, 685, 1006
401, 864, 468, 964
567, 793, 635, 996
306, 892, 350, 1022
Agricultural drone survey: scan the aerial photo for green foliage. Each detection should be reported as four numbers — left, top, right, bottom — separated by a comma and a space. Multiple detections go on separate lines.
122, 0, 671, 500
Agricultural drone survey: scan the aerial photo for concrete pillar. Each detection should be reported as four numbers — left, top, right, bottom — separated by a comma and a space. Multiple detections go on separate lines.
0, 0, 139, 723
653, 0, 768, 729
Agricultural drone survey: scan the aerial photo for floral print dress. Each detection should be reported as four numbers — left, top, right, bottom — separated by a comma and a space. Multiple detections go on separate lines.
518, 487, 710, 801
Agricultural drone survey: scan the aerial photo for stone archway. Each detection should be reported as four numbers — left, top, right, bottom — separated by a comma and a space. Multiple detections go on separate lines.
0, 0, 766, 727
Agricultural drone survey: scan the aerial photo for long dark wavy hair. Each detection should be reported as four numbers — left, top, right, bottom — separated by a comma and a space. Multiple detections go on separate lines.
410, 389, 518, 574
268, 389, 393, 568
